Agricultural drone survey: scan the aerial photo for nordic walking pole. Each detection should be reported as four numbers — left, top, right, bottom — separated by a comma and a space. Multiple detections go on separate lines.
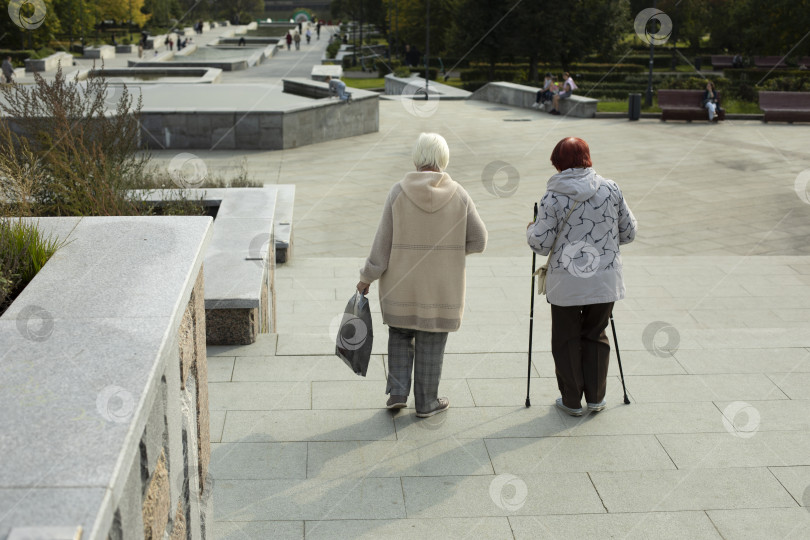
609, 312, 631, 404
526, 203, 538, 408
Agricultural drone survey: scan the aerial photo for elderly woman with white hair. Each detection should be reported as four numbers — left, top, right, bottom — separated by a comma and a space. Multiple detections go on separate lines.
357, 133, 488, 418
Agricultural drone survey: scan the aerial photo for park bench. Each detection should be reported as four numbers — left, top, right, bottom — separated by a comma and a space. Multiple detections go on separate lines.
470, 81, 598, 118
658, 89, 725, 122
753, 56, 788, 69
711, 55, 734, 69
283, 78, 332, 98
759, 91, 810, 123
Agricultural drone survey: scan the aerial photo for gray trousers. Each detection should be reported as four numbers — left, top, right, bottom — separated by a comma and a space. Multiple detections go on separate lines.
387, 326, 448, 413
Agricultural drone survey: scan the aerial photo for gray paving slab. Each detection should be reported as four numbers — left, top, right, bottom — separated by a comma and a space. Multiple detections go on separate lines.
401, 473, 605, 518
509, 511, 722, 540
485, 434, 675, 474
394, 406, 569, 441
212, 520, 303, 540
716, 400, 810, 432
208, 356, 235, 382
210, 410, 226, 443
556, 401, 726, 436
210, 442, 307, 479
624, 373, 789, 402
231, 355, 386, 381
307, 439, 493, 479
221, 409, 396, 442
311, 379, 474, 409
674, 348, 810, 374
209, 381, 311, 410
767, 465, 810, 505
590, 468, 797, 512
213, 478, 405, 521
657, 432, 810, 469
707, 508, 810, 539
304, 517, 513, 539
767, 372, 810, 399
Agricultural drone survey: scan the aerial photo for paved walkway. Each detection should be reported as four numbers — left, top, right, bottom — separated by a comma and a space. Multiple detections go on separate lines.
159, 101, 810, 539
130, 29, 810, 539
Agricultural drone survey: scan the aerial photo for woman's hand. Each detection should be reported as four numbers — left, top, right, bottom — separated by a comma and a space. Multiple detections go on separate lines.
356, 281, 370, 295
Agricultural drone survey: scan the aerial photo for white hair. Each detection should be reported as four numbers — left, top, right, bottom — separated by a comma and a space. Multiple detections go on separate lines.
412, 132, 450, 171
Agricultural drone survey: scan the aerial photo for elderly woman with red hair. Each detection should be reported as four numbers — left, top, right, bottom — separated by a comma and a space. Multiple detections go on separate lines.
527, 137, 637, 416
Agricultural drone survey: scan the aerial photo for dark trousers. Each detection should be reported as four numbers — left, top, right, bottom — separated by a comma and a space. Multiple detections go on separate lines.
551, 302, 614, 409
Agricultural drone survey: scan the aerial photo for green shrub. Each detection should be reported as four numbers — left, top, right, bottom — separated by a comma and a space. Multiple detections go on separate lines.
759, 77, 810, 92
0, 219, 61, 315
393, 66, 411, 77
376, 58, 401, 76
326, 39, 341, 59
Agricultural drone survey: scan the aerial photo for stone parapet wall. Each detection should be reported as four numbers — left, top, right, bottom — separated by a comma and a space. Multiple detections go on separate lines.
0, 216, 213, 539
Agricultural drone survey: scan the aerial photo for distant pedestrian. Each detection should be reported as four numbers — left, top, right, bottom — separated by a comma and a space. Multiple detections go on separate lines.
405, 44, 421, 67
294, 31, 301, 50
238, 36, 246, 47
317, 21, 321, 39
306, 28, 312, 44
2, 56, 14, 84
137, 43, 143, 58
285, 31, 292, 50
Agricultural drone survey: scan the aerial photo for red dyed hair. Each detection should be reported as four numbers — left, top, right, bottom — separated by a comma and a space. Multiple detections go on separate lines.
550, 137, 592, 171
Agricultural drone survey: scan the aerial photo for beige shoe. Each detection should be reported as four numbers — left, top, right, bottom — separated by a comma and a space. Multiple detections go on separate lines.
416, 397, 450, 418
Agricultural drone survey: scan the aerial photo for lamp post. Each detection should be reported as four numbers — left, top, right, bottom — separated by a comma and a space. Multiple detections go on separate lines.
424, 0, 430, 99
645, 0, 657, 107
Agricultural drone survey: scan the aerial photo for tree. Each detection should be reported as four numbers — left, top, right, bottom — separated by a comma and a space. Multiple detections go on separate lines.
708, 0, 810, 57
95, 0, 151, 27
447, 0, 516, 78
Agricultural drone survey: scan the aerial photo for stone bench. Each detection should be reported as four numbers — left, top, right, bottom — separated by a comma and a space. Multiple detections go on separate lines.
658, 89, 726, 122
24, 51, 73, 73
283, 78, 333, 99
115, 44, 134, 54
759, 91, 810, 123
133, 187, 296, 344
0, 215, 213, 539
275, 185, 295, 263
84, 45, 116, 59
311, 64, 343, 82
470, 81, 598, 117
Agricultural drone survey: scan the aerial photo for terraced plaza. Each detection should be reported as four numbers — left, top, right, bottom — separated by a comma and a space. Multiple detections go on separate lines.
2, 15, 810, 540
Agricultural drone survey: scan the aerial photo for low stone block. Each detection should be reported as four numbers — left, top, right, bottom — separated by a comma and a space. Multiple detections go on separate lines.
205, 308, 259, 345
142, 450, 170, 540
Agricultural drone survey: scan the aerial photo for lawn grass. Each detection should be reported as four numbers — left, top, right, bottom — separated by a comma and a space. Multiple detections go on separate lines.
597, 98, 761, 114
344, 78, 385, 89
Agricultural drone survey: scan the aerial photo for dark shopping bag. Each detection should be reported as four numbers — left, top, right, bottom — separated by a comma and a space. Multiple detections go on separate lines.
335, 291, 374, 376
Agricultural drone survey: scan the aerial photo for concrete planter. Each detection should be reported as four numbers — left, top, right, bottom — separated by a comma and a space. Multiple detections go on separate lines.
24, 51, 73, 73
0, 216, 214, 539
84, 45, 116, 59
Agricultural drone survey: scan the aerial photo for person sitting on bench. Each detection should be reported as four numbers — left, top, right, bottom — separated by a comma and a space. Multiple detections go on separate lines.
551, 72, 578, 115
702, 81, 722, 122
532, 73, 557, 109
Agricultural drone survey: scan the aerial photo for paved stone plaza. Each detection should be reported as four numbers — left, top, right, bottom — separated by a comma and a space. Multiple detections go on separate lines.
141, 27, 810, 540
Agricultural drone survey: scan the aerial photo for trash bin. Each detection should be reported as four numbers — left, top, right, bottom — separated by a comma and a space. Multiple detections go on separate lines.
628, 93, 641, 121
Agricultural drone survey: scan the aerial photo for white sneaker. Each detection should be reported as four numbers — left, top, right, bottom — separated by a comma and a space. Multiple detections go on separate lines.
555, 397, 583, 417
587, 400, 607, 412
531, 102, 540, 109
